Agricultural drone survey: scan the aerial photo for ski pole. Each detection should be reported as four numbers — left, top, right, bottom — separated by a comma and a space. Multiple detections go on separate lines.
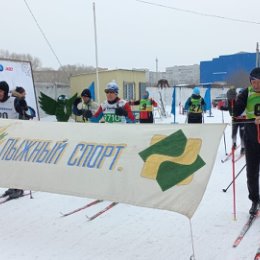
231, 142, 237, 220
222, 164, 246, 192
221, 110, 228, 155
29, 190, 33, 199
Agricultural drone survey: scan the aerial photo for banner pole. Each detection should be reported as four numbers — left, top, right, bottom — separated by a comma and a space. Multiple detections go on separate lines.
189, 218, 196, 260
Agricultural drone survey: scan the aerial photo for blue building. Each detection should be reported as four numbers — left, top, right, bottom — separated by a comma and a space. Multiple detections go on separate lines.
200, 52, 257, 84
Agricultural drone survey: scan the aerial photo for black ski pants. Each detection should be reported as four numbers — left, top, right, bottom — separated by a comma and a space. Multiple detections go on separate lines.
245, 140, 260, 202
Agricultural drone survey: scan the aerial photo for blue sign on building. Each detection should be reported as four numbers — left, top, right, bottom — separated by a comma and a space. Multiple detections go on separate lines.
200, 52, 256, 83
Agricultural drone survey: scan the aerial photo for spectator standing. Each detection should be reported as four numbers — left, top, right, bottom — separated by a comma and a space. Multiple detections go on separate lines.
0, 81, 24, 199
73, 88, 98, 122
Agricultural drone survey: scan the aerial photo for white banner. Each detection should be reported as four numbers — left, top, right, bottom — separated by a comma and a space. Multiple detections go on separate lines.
0, 119, 226, 218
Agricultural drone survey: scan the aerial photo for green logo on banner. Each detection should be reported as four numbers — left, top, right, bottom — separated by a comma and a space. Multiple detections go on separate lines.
0, 126, 8, 145
139, 129, 206, 191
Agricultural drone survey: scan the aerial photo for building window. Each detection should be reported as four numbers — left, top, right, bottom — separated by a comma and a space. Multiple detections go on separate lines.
139, 82, 147, 98
123, 82, 135, 101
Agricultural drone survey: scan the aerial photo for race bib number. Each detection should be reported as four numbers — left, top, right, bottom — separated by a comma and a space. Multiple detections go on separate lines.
189, 104, 202, 113
103, 113, 122, 123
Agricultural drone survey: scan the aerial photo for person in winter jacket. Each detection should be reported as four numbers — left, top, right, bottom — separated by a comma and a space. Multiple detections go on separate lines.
12, 87, 36, 120
232, 67, 260, 215
72, 88, 98, 122
0, 81, 24, 199
184, 87, 206, 123
91, 80, 135, 123
129, 90, 157, 123
219, 87, 245, 154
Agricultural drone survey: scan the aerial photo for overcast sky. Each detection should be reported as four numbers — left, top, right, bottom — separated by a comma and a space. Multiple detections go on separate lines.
2, 0, 260, 71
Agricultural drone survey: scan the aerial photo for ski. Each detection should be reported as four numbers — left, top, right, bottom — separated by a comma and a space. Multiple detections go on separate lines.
60, 199, 103, 217
221, 145, 241, 163
234, 153, 245, 163
221, 152, 232, 163
233, 211, 260, 248
0, 191, 32, 205
0, 196, 11, 204
86, 202, 118, 221
254, 247, 260, 260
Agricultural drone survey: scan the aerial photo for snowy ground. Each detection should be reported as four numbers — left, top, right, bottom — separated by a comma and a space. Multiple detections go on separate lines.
0, 108, 258, 260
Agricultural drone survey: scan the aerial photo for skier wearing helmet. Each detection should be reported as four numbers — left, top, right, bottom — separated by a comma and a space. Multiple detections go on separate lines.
91, 80, 135, 123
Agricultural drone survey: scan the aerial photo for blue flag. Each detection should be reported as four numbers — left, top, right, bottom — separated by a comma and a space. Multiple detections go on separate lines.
88, 81, 95, 101
204, 87, 212, 112
171, 87, 176, 116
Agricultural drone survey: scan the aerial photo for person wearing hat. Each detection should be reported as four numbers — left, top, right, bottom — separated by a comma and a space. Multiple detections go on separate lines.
0, 81, 19, 119
219, 87, 245, 154
91, 80, 135, 123
72, 88, 98, 122
129, 90, 158, 123
12, 86, 36, 120
232, 67, 260, 215
0, 81, 24, 199
184, 87, 206, 123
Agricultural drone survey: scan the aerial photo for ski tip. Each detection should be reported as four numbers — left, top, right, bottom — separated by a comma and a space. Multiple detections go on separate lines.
86, 215, 91, 221
222, 189, 227, 192
189, 255, 195, 260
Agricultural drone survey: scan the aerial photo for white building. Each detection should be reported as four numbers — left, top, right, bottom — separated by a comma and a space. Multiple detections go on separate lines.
165, 64, 200, 86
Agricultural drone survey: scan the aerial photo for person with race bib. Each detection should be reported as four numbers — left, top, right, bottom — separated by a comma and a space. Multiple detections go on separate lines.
0, 81, 24, 199
91, 80, 135, 123
232, 67, 260, 215
184, 86, 206, 123
129, 90, 157, 123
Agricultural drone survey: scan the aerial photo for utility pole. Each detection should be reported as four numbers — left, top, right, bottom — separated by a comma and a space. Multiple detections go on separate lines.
155, 57, 158, 86
256, 42, 260, 67
93, 2, 100, 102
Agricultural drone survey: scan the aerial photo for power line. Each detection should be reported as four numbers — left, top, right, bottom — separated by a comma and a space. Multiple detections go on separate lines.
23, 0, 69, 78
136, 0, 260, 25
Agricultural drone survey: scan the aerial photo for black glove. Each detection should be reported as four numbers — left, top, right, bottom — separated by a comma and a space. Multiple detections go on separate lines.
141, 104, 147, 110
73, 97, 82, 106
115, 107, 128, 116
82, 110, 93, 119
73, 97, 83, 116
226, 88, 237, 101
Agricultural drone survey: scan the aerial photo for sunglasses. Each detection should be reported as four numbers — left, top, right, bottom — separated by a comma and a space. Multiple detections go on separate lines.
105, 90, 116, 94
